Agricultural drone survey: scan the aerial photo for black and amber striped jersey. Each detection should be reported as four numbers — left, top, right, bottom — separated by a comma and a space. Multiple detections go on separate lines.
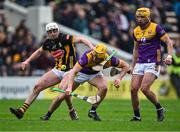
41, 33, 76, 71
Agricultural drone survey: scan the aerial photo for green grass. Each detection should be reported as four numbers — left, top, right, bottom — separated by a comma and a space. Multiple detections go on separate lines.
0, 99, 180, 131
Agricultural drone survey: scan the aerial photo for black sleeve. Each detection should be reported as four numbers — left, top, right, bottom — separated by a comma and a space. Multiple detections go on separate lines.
41, 39, 51, 51
59, 33, 73, 46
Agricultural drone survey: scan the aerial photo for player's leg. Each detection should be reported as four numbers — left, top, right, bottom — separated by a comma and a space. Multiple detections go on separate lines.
130, 74, 143, 121
65, 82, 80, 120
140, 72, 165, 121
10, 70, 60, 119
41, 74, 80, 120
88, 75, 108, 121
40, 74, 69, 120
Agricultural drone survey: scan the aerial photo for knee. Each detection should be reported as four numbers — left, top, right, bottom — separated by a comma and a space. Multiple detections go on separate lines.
140, 85, 149, 94
33, 84, 43, 93
99, 85, 108, 93
131, 87, 139, 95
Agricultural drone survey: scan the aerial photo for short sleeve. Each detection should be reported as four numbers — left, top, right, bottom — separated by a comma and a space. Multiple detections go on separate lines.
78, 52, 88, 67
156, 24, 166, 38
59, 33, 73, 46
41, 39, 51, 51
111, 56, 119, 66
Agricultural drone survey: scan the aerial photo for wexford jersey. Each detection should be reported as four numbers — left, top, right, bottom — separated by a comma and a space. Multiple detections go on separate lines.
133, 22, 166, 64
42, 33, 76, 71
77, 50, 119, 75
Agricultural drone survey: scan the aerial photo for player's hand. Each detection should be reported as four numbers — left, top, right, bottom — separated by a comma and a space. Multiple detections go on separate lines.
21, 61, 29, 70
114, 79, 121, 88
164, 55, 172, 65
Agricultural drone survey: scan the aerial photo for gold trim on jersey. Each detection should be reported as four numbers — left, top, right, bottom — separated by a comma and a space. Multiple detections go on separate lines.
64, 45, 70, 64
86, 51, 95, 67
133, 22, 157, 41
72, 36, 75, 45
160, 33, 168, 41
77, 62, 83, 68
71, 35, 76, 60
69, 56, 74, 69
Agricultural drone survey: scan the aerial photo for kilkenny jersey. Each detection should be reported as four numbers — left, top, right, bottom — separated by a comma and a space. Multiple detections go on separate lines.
77, 50, 119, 75
133, 22, 166, 64
42, 33, 76, 71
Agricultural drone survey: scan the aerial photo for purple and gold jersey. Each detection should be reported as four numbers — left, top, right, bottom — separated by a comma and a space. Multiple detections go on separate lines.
133, 22, 166, 64
77, 50, 119, 75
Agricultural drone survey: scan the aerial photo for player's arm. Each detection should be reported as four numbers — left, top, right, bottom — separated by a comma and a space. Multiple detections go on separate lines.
116, 59, 130, 80
66, 63, 82, 93
108, 56, 130, 88
113, 59, 130, 88
132, 41, 138, 68
73, 36, 94, 49
66, 52, 88, 93
156, 24, 173, 65
21, 47, 45, 70
160, 34, 173, 65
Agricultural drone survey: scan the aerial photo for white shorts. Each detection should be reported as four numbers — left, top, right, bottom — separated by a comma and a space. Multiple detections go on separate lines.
133, 63, 161, 78
51, 68, 68, 80
74, 72, 103, 83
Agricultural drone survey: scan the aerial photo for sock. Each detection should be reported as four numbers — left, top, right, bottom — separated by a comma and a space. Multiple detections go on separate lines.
20, 103, 29, 113
68, 105, 74, 112
155, 103, 162, 110
134, 109, 140, 118
46, 111, 52, 118
90, 106, 97, 111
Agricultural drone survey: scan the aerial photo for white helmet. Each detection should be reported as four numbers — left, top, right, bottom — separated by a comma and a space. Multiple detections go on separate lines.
45, 22, 59, 32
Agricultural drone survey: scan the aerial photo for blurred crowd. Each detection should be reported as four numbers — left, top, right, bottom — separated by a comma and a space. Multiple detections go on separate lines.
51, 0, 180, 52
0, 0, 180, 76
0, 17, 54, 76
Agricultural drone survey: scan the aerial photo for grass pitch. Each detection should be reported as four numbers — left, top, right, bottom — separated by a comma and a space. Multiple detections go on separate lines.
0, 99, 180, 131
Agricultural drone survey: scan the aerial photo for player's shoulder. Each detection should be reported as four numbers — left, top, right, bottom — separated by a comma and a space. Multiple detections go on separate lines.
84, 50, 93, 57
133, 25, 140, 32
78, 50, 92, 65
133, 26, 142, 36
150, 22, 158, 26
59, 32, 72, 40
41, 38, 51, 45
149, 22, 158, 29
58, 32, 66, 38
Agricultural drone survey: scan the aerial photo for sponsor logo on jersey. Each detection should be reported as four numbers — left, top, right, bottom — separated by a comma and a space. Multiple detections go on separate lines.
51, 49, 65, 58
140, 37, 146, 43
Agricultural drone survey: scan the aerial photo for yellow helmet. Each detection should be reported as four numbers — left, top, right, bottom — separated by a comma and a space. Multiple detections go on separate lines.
136, 7, 150, 17
93, 43, 107, 58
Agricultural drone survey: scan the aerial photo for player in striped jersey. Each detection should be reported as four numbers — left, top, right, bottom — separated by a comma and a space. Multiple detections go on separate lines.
9, 22, 94, 120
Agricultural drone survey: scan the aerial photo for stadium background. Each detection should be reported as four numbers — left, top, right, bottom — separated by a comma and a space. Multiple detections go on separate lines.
0, 0, 180, 131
